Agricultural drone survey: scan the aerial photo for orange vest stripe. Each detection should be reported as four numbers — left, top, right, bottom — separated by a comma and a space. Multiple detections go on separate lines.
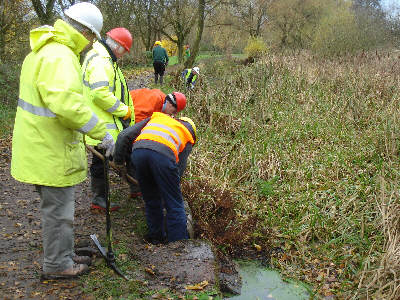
136, 112, 194, 162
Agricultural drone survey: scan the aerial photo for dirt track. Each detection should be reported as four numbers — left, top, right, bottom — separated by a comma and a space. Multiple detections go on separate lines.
0, 71, 227, 299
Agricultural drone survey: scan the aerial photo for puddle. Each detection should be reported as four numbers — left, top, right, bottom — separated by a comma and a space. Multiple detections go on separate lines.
226, 260, 310, 300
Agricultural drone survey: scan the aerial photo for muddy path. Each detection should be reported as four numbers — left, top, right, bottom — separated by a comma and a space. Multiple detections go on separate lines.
0, 70, 238, 299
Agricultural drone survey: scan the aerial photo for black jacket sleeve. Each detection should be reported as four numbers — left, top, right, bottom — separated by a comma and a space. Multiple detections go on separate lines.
177, 143, 193, 178
114, 118, 150, 164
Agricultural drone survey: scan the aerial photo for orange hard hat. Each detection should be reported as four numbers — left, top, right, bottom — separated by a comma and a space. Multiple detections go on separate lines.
106, 27, 133, 52
167, 92, 187, 112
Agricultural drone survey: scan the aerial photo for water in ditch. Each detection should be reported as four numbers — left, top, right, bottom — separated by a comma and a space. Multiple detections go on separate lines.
226, 260, 310, 300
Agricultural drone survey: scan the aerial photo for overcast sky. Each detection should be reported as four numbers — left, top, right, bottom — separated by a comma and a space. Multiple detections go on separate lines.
381, 0, 399, 9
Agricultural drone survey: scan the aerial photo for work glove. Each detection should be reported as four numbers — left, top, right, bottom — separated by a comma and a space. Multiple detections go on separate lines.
98, 132, 115, 157
123, 107, 132, 120
114, 163, 127, 180
120, 107, 132, 129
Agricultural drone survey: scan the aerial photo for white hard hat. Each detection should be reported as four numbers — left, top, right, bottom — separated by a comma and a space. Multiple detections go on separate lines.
64, 2, 103, 40
193, 67, 200, 74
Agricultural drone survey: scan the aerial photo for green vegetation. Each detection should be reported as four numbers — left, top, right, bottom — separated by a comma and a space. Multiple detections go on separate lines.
169, 53, 217, 66
1, 48, 398, 299
0, 61, 19, 137
172, 52, 399, 299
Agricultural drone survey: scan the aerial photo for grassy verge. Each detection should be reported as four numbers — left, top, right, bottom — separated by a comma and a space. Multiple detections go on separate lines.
0, 61, 19, 137
168, 52, 400, 298
0, 102, 16, 137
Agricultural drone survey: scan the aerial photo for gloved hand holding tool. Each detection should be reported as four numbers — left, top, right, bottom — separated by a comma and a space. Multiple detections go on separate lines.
86, 145, 138, 186
98, 132, 115, 157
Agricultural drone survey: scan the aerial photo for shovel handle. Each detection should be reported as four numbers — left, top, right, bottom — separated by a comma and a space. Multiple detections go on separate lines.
86, 145, 139, 186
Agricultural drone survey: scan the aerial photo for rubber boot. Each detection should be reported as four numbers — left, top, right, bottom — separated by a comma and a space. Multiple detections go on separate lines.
155, 74, 158, 84
159, 75, 163, 85
90, 178, 120, 211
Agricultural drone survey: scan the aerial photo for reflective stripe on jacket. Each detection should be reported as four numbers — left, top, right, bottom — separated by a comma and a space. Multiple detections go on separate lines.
11, 19, 107, 187
135, 112, 194, 162
130, 88, 166, 123
183, 69, 197, 84
82, 41, 134, 145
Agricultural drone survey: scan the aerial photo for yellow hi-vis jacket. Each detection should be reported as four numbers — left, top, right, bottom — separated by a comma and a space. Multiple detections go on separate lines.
11, 19, 107, 187
135, 112, 195, 162
82, 41, 134, 145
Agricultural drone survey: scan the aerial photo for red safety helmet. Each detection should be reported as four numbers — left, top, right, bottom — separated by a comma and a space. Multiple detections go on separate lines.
173, 92, 186, 112
167, 92, 187, 112
106, 27, 133, 52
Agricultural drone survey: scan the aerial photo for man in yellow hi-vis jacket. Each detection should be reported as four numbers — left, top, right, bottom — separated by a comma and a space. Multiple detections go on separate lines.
82, 27, 135, 211
11, 2, 114, 279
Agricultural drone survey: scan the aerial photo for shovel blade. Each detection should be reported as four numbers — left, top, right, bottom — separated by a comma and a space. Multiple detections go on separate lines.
90, 234, 107, 258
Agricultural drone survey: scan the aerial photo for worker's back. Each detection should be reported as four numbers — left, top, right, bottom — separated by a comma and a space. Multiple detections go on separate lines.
152, 45, 168, 63
130, 88, 166, 123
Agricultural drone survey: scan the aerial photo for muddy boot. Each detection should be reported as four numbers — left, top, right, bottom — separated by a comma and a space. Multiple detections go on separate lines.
72, 254, 92, 266
41, 263, 89, 280
130, 190, 142, 199
155, 74, 158, 84
91, 179, 120, 211
129, 183, 141, 198
159, 75, 163, 85
144, 233, 167, 245
91, 196, 120, 211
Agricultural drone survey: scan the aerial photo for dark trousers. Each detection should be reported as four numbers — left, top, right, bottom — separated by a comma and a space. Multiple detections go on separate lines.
90, 146, 137, 195
132, 148, 188, 242
153, 61, 165, 76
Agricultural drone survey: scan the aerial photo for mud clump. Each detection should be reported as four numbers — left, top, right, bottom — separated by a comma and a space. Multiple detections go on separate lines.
131, 239, 217, 293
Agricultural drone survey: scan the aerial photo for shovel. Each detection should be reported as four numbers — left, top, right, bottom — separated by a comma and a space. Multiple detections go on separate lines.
90, 156, 129, 280
85, 145, 138, 186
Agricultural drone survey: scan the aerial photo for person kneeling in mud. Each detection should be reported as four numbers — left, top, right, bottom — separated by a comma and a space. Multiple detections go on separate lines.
113, 110, 197, 244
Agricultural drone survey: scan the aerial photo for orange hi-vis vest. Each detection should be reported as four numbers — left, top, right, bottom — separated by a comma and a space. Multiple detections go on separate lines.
130, 88, 165, 123
135, 112, 194, 162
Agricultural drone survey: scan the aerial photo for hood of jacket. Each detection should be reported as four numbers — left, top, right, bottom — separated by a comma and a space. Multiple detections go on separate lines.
29, 19, 89, 55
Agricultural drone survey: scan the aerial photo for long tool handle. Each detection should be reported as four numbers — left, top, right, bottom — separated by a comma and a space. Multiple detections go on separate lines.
104, 157, 112, 255
86, 145, 138, 186
105, 158, 129, 281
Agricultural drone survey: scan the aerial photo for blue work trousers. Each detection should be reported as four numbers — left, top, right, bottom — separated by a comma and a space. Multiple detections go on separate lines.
132, 148, 188, 242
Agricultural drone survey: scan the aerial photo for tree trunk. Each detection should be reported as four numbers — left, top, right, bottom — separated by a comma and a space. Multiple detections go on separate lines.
0, 30, 5, 60
31, 0, 56, 25
184, 0, 205, 68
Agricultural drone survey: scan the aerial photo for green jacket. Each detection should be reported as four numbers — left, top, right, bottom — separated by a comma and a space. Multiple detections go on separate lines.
11, 19, 107, 187
152, 45, 169, 64
82, 41, 134, 145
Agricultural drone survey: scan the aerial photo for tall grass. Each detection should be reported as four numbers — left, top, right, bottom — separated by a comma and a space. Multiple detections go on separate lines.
178, 52, 400, 298
0, 61, 19, 137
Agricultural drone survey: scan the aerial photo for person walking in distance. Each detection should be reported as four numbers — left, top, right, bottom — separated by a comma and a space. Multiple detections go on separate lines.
152, 41, 169, 85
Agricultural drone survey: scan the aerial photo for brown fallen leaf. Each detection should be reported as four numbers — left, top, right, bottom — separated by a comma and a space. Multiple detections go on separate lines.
185, 280, 209, 290
145, 267, 155, 275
